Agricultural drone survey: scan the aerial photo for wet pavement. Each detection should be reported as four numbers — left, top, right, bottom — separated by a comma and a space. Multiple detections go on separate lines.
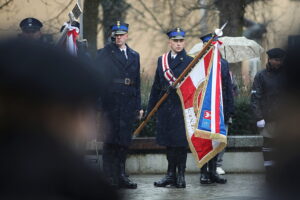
120, 174, 266, 200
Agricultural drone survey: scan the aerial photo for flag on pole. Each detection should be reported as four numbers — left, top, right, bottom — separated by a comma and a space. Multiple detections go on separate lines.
177, 42, 227, 168
60, 23, 79, 56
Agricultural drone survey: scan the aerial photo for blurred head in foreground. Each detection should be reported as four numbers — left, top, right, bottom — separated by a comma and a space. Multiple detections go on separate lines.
0, 38, 103, 146
0, 38, 117, 199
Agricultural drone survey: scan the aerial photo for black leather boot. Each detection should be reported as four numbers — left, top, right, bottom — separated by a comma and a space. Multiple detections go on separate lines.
119, 162, 137, 189
209, 157, 227, 184
118, 147, 137, 189
154, 163, 177, 187
176, 164, 186, 188
176, 147, 187, 188
200, 163, 212, 184
154, 148, 176, 187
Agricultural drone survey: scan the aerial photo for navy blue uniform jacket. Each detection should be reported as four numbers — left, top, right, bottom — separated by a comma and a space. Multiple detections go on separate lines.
221, 58, 234, 123
96, 43, 141, 146
147, 49, 193, 147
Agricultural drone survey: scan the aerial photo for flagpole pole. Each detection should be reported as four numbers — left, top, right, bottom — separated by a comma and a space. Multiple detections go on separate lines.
133, 34, 217, 136
78, 0, 83, 40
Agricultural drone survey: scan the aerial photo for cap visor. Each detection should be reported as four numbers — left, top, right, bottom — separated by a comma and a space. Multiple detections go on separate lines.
170, 36, 184, 39
115, 30, 127, 35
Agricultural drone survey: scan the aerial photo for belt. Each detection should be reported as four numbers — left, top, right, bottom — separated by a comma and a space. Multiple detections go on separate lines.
113, 78, 134, 86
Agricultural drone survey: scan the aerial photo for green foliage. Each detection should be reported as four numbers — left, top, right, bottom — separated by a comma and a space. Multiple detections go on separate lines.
133, 117, 156, 137
134, 70, 157, 137
140, 69, 153, 108
228, 95, 259, 135
228, 77, 259, 135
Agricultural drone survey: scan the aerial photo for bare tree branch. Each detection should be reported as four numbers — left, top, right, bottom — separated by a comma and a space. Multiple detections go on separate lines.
182, 1, 215, 12
45, 0, 73, 22
136, 0, 167, 32
0, 0, 13, 10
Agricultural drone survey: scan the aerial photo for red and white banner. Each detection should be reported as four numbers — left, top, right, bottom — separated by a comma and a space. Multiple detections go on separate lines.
60, 23, 79, 56
177, 42, 227, 168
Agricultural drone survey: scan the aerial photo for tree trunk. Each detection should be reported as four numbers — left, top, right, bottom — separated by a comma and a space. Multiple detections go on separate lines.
214, 0, 247, 81
83, 0, 100, 56
214, 0, 246, 37
99, 0, 130, 44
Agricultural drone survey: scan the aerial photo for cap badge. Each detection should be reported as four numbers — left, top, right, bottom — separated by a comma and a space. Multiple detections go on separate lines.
177, 28, 180, 32
117, 21, 120, 27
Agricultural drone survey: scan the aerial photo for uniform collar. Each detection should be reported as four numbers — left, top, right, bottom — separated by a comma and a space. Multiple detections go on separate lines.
119, 46, 127, 52
171, 51, 177, 59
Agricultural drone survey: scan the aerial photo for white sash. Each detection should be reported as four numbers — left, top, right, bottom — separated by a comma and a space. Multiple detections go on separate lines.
162, 52, 177, 86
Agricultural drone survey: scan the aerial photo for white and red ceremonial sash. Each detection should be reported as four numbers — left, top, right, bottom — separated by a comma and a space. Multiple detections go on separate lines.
61, 23, 79, 56
161, 52, 176, 86
177, 42, 227, 168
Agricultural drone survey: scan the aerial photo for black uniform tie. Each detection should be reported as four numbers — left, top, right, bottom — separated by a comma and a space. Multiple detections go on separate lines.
121, 50, 127, 60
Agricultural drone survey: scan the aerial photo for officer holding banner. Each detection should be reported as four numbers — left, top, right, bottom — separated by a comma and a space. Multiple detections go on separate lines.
147, 28, 193, 188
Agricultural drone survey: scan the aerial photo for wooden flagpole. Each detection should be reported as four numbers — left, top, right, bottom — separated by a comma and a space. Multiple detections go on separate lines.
133, 34, 218, 136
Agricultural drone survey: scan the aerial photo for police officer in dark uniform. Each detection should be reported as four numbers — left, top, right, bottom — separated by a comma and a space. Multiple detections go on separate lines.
96, 21, 142, 189
19, 17, 43, 40
251, 48, 286, 182
199, 33, 234, 185
147, 28, 193, 188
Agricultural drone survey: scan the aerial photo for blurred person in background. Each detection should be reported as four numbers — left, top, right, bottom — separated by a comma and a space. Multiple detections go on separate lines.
251, 48, 286, 182
0, 38, 119, 200
19, 17, 43, 40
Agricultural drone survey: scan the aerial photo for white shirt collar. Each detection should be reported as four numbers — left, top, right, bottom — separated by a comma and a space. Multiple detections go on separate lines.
119, 46, 127, 52
171, 51, 177, 59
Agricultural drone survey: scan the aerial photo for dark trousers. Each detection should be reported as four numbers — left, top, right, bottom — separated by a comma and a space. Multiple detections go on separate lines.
201, 156, 218, 174
102, 143, 128, 182
262, 137, 274, 182
166, 146, 187, 172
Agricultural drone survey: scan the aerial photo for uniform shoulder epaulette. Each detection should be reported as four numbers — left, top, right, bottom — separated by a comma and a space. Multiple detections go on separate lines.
187, 55, 194, 60
129, 48, 138, 55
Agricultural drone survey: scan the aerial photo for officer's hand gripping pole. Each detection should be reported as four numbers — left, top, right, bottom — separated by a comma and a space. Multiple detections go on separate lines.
133, 25, 226, 136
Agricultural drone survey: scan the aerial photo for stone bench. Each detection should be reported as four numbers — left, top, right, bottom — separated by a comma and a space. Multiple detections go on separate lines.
86, 135, 263, 152
86, 136, 265, 173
